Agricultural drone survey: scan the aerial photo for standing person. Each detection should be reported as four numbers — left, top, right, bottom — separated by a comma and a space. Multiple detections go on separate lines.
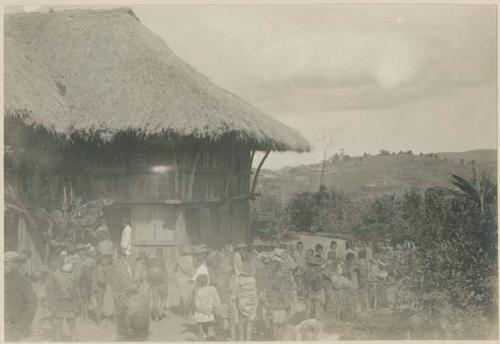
266, 251, 295, 340
193, 248, 210, 284
120, 218, 133, 265
355, 250, 370, 312
5, 251, 38, 341
206, 242, 234, 338
175, 245, 195, 317
79, 246, 97, 322
133, 251, 150, 300
292, 241, 306, 300
303, 255, 327, 320
233, 244, 246, 277
95, 241, 111, 325
148, 248, 169, 321
341, 252, 359, 319
193, 274, 222, 341
292, 241, 306, 267
345, 240, 358, 259
46, 257, 80, 341
104, 244, 149, 341
327, 241, 338, 261
237, 259, 258, 341
20, 249, 36, 281
314, 244, 325, 263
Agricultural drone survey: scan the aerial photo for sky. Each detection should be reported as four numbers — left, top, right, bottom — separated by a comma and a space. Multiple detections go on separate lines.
8, 4, 498, 169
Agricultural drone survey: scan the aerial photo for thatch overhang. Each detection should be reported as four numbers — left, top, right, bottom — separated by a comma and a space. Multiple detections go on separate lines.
4, 38, 71, 135
5, 8, 310, 153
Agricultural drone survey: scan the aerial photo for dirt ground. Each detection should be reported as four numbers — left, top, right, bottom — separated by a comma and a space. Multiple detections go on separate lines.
27, 278, 199, 342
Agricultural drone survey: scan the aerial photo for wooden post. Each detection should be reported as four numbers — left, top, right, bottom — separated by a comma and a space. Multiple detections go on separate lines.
224, 145, 237, 198
250, 150, 270, 196
172, 144, 180, 198
186, 146, 203, 200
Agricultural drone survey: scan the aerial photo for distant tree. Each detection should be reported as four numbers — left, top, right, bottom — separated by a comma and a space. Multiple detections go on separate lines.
286, 192, 316, 231
343, 154, 351, 161
419, 152, 423, 156
379, 149, 391, 156
329, 153, 340, 162
407, 150, 413, 155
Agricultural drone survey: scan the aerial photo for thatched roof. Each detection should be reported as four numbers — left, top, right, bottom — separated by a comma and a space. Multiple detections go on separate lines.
5, 8, 310, 152
4, 38, 70, 134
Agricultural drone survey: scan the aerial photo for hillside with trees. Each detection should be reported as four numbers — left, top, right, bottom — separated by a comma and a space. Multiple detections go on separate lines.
255, 149, 497, 204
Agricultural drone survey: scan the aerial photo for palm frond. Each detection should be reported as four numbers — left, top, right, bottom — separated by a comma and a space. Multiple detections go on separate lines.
451, 174, 481, 204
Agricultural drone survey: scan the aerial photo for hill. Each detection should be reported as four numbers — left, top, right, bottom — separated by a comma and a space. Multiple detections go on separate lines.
256, 149, 497, 201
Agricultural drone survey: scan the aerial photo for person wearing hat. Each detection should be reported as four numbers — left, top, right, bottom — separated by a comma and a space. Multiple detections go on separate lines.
46, 256, 80, 341
5, 251, 38, 341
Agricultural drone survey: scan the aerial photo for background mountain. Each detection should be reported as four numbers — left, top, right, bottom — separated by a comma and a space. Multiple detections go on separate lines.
255, 149, 497, 202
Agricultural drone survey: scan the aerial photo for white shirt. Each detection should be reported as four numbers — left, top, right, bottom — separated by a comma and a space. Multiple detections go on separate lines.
120, 225, 132, 256
192, 263, 210, 284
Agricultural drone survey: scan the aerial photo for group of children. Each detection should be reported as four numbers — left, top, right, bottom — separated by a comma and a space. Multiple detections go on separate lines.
35, 231, 397, 341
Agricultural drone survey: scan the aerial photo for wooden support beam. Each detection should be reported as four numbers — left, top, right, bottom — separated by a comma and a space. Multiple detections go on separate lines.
186, 146, 203, 200
224, 146, 238, 198
250, 150, 270, 196
172, 143, 179, 198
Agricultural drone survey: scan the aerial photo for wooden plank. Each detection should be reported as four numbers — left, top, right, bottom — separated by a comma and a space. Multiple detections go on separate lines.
186, 147, 203, 200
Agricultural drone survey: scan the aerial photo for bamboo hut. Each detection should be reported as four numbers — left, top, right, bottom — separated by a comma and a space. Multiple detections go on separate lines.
5, 8, 309, 265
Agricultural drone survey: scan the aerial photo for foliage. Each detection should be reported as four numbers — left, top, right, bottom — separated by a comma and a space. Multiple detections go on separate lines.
348, 172, 498, 338
252, 193, 286, 238
285, 186, 360, 233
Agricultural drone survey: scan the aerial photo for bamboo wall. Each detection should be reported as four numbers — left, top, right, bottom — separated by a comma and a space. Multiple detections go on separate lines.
5, 128, 254, 255
65, 138, 253, 249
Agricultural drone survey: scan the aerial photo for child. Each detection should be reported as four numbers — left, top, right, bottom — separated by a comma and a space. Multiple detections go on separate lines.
194, 274, 221, 341
46, 257, 79, 341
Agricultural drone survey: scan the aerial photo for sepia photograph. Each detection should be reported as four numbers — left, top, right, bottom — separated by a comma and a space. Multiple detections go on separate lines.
3, 2, 498, 341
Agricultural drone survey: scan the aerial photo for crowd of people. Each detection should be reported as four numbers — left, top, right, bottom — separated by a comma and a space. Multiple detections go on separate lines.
5, 215, 407, 342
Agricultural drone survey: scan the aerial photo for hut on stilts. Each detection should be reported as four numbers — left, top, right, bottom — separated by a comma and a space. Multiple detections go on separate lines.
4, 8, 309, 269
